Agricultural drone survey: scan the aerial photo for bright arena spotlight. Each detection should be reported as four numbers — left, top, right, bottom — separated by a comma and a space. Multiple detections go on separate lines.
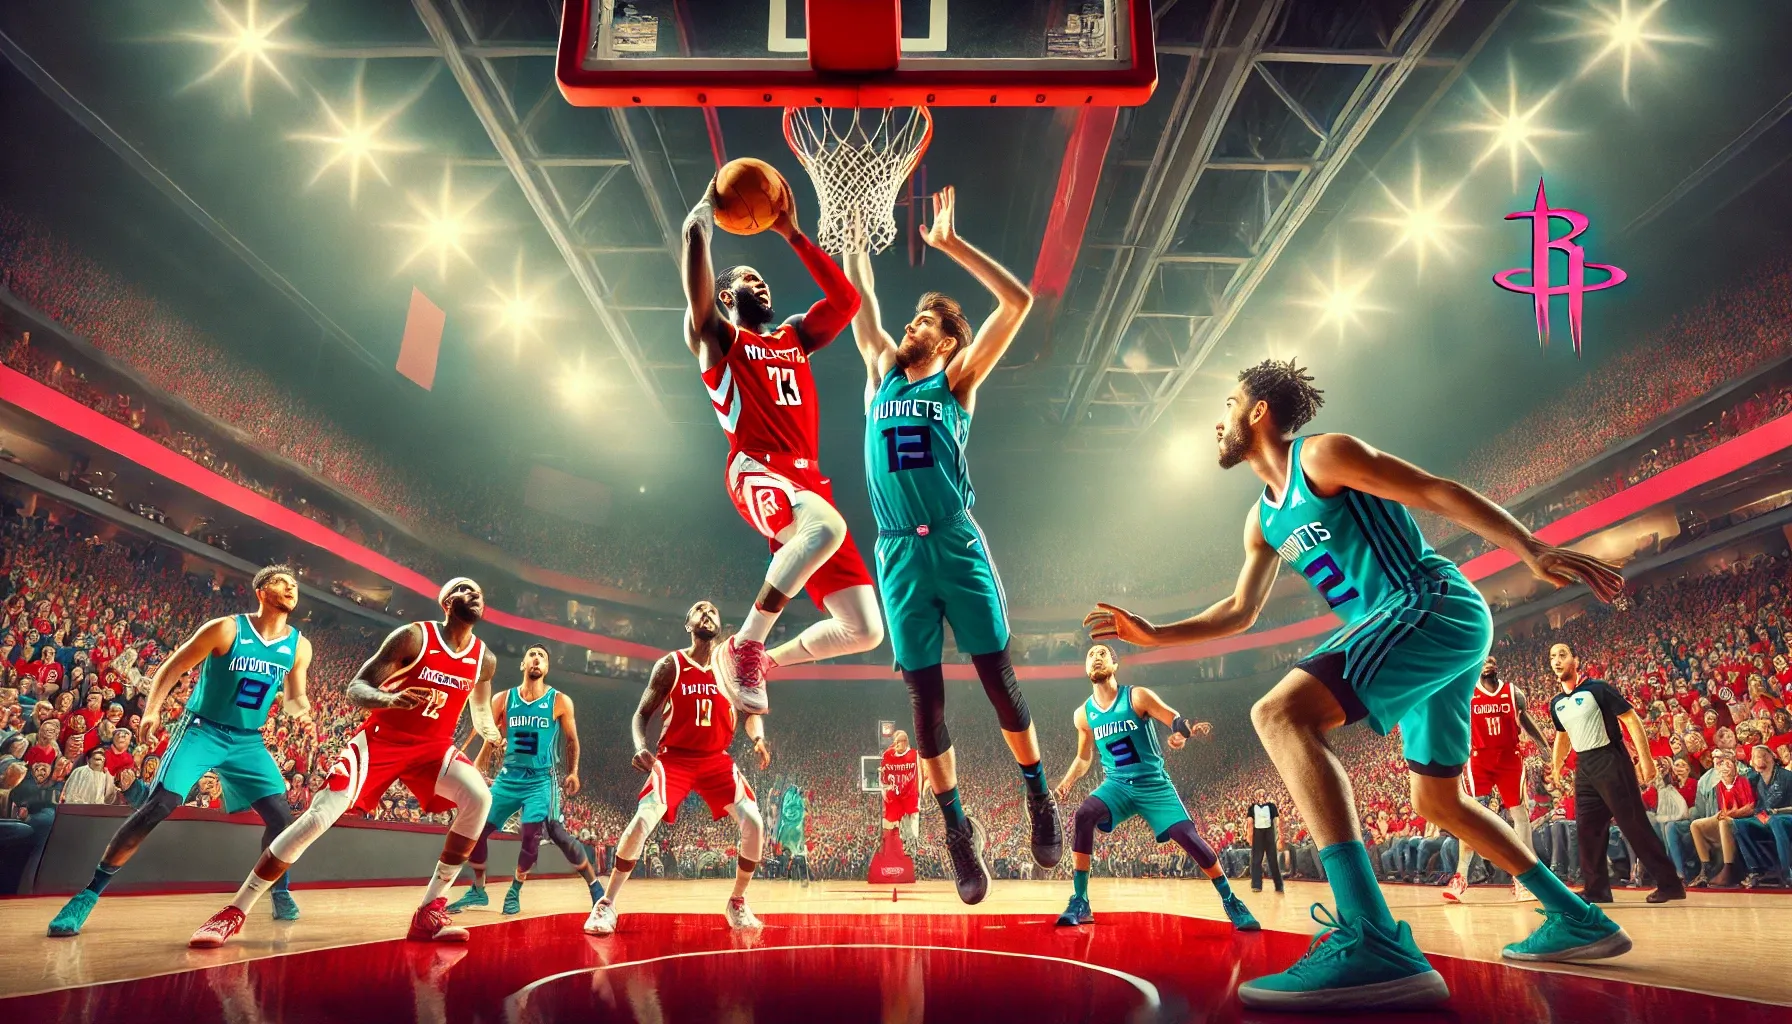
3, 2, 1792, 1023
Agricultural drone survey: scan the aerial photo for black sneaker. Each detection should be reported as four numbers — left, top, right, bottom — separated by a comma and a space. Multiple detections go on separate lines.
1025, 791, 1063, 869
945, 817, 991, 905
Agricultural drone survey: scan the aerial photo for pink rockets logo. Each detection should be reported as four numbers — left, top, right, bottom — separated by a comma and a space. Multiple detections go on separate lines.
1493, 179, 1626, 355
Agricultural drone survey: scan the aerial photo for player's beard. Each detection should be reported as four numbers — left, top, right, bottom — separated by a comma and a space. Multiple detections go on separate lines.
525, 666, 545, 681
1217, 422, 1250, 469
1088, 667, 1114, 685
691, 624, 719, 642
729, 287, 776, 330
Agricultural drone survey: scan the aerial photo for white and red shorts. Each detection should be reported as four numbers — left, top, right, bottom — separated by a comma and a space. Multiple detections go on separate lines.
329, 723, 472, 816
726, 450, 873, 608
641, 749, 755, 825
1464, 755, 1524, 805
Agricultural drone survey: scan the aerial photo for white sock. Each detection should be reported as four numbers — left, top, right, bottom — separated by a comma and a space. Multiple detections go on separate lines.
422, 860, 460, 906
231, 872, 276, 914
603, 873, 627, 907
740, 604, 777, 645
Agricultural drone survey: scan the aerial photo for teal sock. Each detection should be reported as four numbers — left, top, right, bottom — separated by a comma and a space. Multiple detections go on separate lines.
1210, 874, 1232, 897
86, 864, 118, 895
1018, 760, 1047, 797
1518, 861, 1589, 916
934, 788, 968, 831
508, 879, 524, 892
272, 871, 290, 894
1073, 869, 1088, 899
1318, 841, 1396, 933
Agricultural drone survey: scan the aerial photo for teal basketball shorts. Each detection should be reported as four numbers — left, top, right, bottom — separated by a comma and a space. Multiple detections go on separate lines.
153, 714, 287, 812
1298, 573, 1493, 776
874, 510, 1010, 671
777, 823, 806, 851
1090, 774, 1191, 842
487, 767, 559, 828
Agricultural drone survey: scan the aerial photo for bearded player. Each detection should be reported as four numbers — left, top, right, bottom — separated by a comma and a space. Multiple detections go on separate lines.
48, 565, 313, 937
584, 601, 771, 935
1086, 360, 1631, 1011
446, 644, 604, 916
879, 730, 923, 851
1052, 644, 1257, 931
190, 578, 502, 948
846, 186, 1061, 906
681, 182, 884, 714
1443, 655, 1548, 904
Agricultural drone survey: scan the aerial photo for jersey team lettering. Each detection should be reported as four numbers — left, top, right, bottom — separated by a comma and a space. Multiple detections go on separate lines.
226, 655, 289, 684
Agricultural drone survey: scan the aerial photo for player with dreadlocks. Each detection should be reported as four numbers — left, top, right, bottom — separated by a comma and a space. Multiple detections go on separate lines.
1086, 359, 1632, 1012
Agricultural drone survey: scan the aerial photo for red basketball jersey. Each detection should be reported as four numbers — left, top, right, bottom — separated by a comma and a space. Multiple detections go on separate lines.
1470, 678, 1521, 762
658, 649, 736, 756
880, 746, 920, 800
365, 620, 486, 743
700, 323, 819, 461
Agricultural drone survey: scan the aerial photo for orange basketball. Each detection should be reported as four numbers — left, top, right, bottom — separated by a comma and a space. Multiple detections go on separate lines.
713, 157, 791, 235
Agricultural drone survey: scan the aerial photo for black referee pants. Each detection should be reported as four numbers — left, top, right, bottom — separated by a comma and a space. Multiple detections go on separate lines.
1575, 750, 1676, 895
1249, 828, 1282, 891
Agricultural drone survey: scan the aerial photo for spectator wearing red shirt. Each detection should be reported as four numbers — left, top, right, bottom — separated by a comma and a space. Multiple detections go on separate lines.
61, 711, 99, 758
24, 718, 61, 767
101, 728, 135, 777
1689, 749, 1755, 887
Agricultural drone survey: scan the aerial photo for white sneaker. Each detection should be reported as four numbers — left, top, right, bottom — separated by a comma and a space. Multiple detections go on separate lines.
1512, 879, 1538, 902
1441, 874, 1467, 903
583, 899, 618, 936
724, 895, 761, 930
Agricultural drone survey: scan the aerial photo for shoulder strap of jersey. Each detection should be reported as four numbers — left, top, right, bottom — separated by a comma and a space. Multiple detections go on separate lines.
420, 620, 442, 655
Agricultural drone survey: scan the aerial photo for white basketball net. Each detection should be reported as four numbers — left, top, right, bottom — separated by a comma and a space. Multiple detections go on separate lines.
783, 106, 933, 256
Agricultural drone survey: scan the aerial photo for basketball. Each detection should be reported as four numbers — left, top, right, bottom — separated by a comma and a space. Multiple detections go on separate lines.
713, 157, 790, 235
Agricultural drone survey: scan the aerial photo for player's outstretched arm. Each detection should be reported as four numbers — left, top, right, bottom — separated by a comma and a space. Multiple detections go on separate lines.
472, 691, 506, 772
682, 183, 731, 366
773, 203, 861, 353
556, 692, 582, 796
843, 247, 899, 405
1086, 506, 1282, 650
1131, 687, 1210, 751
923, 187, 1032, 411
630, 655, 678, 773
1300, 433, 1626, 602
137, 616, 237, 744
281, 634, 314, 723
346, 623, 429, 711
468, 648, 503, 746
1053, 707, 1096, 802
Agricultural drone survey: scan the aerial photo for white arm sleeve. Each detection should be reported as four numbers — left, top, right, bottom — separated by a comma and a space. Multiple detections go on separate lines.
470, 693, 502, 745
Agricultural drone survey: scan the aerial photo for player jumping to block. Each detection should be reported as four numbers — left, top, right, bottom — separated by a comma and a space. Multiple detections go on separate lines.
846, 186, 1061, 905
1086, 359, 1631, 1011
682, 175, 884, 714
446, 644, 604, 916
1052, 644, 1257, 931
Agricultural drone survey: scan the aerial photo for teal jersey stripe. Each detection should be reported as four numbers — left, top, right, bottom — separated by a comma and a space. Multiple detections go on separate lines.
186, 615, 298, 731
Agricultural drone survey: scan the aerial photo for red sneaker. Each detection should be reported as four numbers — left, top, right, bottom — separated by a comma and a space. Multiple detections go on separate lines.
408, 897, 470, 942
730, 638, 768, 714
189, 906, 247, 949
1440, 874, 1466, 904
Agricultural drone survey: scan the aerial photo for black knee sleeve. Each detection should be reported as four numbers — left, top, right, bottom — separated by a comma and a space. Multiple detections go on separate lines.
1164, 820, 1218, 869
517, 821, 545, 873
971, 647, 1031, 733
544, 819, 587, 866
249, 795, 294, 850
1073, 796, 1111, 857
903, 663, 951, 758
471, 820, 498, 867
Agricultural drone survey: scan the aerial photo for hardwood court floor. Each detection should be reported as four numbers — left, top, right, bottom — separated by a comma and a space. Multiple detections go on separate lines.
1, 878, 1787, 1020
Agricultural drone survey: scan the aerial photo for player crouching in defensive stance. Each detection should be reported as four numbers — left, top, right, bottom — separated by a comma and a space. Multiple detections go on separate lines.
190, 578, 502, 947
585, 601, 771, 935
1052, 644, 1257, 931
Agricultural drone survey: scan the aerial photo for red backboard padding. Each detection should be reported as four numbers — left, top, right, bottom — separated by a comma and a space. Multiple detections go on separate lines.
807, 0, 901, 74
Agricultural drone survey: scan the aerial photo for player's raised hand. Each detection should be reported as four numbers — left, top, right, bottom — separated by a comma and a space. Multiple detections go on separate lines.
771, 190, 801, 241
1084, 603, 1158, 647
920, 186, 958, 250
563, 772, 581, 797
1523, 543, 1625, 603
631, 748, 658, 774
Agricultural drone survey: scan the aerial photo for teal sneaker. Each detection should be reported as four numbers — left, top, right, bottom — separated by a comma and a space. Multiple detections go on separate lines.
1501, 905, 1632, 963
48, 890, 99, 937
271, 889, 301, 922
1220, 891, 1260, 932
1055, 894, 1093, 927
1237, 904, 1448, 1011
445, 886, 488, 915
502, 882, 523, 916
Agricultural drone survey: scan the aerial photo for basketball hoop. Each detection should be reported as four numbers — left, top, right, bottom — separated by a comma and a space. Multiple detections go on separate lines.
783, 106, 933, 256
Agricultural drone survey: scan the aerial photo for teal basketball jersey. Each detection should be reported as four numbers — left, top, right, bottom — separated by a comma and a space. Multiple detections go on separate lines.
502, 687, 561, 772
1086, 685, 1165, 783
1257, 436, 1459, 626
864, 367, 975, 530
187, 614, 298, 731
780, 786, 808, 826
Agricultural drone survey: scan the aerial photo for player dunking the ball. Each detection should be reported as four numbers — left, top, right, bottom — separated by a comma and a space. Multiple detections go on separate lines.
1052, 644, 1257, 931
190, 577, 502, 948
48, 564, 313, 937
584, 601, 771, 935
681, 175, 884, 714
846, 186, 1062, 904
1086, 360, 1631, 1011
1442, 655, 1548, 903
445, 644, 604, 916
